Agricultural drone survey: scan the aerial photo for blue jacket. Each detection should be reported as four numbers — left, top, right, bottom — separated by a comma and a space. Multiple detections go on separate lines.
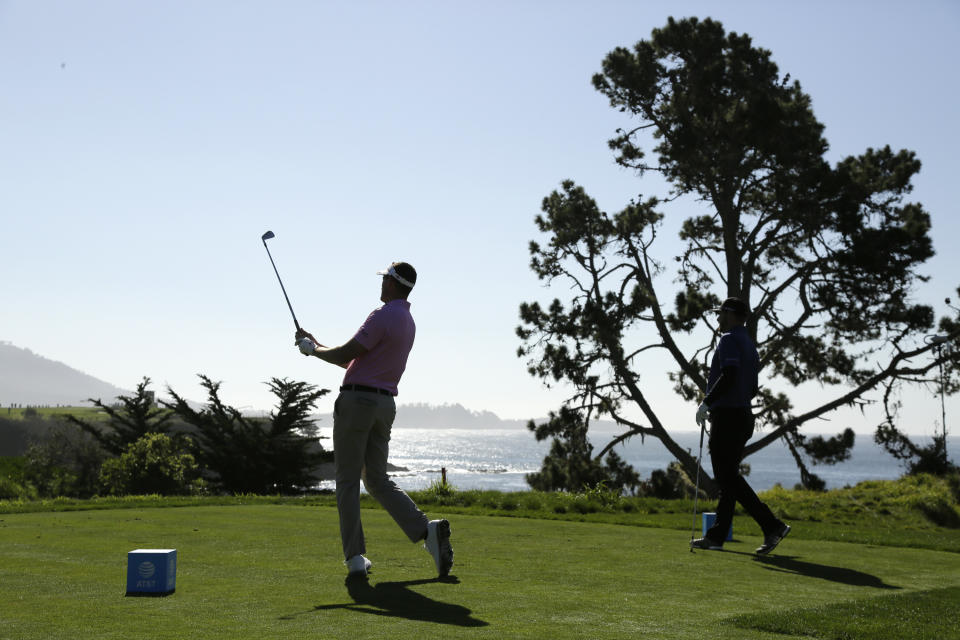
706, 325, 759, 409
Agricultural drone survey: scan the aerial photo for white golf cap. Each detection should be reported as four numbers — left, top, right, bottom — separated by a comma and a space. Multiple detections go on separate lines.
376, 262, 417, 289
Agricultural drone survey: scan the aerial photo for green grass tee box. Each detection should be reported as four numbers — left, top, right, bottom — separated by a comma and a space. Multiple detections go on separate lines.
1, 505, 959, 640
728, 586, 960, 640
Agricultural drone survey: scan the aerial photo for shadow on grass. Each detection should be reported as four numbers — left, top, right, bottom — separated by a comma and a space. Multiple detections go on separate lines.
286, 575, 488, 627
722, 550, 901, 589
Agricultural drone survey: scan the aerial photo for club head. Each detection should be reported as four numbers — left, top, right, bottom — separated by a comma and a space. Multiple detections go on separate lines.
261, 230, 275, 241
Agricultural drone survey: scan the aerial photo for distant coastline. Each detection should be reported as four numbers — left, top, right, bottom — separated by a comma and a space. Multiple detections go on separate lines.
313, 402, 539, 431
3, 340, 943, 438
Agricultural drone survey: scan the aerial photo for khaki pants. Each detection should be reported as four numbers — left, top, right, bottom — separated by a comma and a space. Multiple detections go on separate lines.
333, 390, 429, 560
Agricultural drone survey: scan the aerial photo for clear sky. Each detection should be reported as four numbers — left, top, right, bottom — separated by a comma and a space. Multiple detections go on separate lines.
1, 1, 957, 436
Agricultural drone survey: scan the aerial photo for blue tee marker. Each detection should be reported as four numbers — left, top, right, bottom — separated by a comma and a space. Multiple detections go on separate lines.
702, 512, 734, 541
126, 549, 177, 596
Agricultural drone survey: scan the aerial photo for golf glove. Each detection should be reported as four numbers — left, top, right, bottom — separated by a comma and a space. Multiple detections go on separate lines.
695, 401, 710, 427
297, 337, 317, 356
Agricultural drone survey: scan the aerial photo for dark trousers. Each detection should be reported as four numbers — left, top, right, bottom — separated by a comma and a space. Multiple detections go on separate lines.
706, 407, 782, 543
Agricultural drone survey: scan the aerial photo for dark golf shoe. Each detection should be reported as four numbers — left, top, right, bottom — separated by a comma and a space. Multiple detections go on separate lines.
756, 523, 791, 555
689, 536, 723, 551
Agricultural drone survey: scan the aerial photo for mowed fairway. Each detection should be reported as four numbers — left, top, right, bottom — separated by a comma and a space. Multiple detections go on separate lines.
1, 505, 958, 639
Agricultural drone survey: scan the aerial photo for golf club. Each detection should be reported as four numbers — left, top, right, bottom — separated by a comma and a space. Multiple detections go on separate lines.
260, 230, 301, 331
689, 420, 706, 551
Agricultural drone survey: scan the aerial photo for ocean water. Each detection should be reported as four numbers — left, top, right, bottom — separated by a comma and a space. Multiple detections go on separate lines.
313, 425, 958, 494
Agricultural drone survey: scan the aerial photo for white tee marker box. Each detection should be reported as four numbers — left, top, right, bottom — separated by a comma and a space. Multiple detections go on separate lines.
126, 549, 177, 597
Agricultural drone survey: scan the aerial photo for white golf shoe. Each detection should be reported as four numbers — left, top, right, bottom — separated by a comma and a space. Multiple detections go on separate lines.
424, 519, 453, 577
346, 554, 372, 576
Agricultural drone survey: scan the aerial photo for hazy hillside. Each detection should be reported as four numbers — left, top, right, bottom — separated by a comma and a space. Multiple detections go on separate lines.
0, 342, 128, 407
0, 342, 554, 429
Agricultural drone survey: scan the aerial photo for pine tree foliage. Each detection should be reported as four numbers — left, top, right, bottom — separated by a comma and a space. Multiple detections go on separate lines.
526, 406, 641, 494
64, 377, 173, 456
518, 17, 960, 493
165, 375, 331, 494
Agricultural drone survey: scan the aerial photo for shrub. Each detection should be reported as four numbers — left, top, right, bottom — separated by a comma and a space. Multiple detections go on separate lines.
99, 433, 202, 496
643, 462, 701, 499
946, 470, 960, 503
499, 495, 519, 511
0, 474, 38, 501
917, 499, 960, 528
582, 482, 624, 509
0, 456, 26, 481
478, 492, 501, 509
525, 408, 641, 494
455, 490, 479, 507
571, 497, 599, 514
424, 477, 455, 499
166, 376, 331, 494
22, 423, 107, 498
522, 494, 543, 511
64, 378, 174, 456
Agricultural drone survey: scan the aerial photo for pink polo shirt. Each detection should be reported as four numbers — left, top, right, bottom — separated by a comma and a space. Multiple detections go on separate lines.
342, 299, 416, 395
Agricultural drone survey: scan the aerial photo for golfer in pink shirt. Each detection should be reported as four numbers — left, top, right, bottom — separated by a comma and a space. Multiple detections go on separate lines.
294, 262, 453, 578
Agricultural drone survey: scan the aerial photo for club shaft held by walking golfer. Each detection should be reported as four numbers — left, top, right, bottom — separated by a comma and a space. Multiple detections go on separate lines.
690, 421, 705, 550
260, 231, 301, 331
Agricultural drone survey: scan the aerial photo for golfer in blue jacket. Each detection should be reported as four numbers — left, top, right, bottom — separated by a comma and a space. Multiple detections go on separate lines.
690, 297, 790, 555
